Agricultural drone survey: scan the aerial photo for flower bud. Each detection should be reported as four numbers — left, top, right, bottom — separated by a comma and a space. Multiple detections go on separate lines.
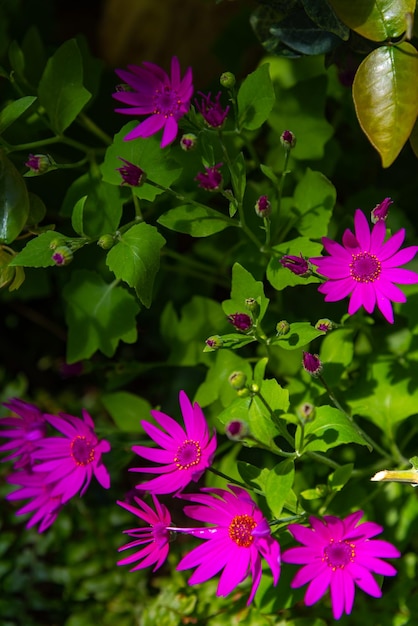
302, 352, 322, 377
298, 402, 315, 422
49, 238, 65, 250
276, 320, 290, 336
245, 298, 259, 316
280, 130, 296, 149
195, 163, 223, 191
220, 72, 236, 88
315, 318, 334, 333
280, 254, 311, 277
227, 312, 252, 332
116, 158, 146, 187
255, 195, 271, 218
229, 371, 247, 391
225, 419, 249, 441
250, 382, 260, 394
97, 234, 115, 250
25, 154, 54, 176
52, 246, 73, 266
205, 335, 224, 350
180, 133, 197, 151
237, 387, 250, 398
371, 197, 392, 224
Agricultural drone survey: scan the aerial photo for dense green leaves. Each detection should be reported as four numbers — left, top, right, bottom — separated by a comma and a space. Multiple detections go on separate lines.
62, 269, 140, 362
38, 39, 91, 134
353, 43, 418, 167
106, 223, 165, 308
0, 150, 29, 244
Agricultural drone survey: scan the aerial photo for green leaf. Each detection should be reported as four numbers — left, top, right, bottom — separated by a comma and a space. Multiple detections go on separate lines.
0, 96, 37, 134
101, 391, 151, 432
26, 192, 47, 227
74, 181, 123, 238
328, 0, 415, 41
71, 196, 87, 236
203, 333, 257, 352
346, 359, 418, 432
158, 204, 231, 237
270, 8, 345, 55
0, 151, 29, 244
302, 405, 369, 453
328, 463, 354, 491
353, 43, 418, 167
319, 327, 354, 386
293, 168, 336, 237
270, 322, 325, 350
101, 124, 181, 201
237, 63, 275, 130
38, 39, 91, 134
267, 237, 323, 290
229, 152, 246, 204
195, 350, 253, 408
9, 231, 67, 267
106, 223, 165, 308
302, 0, 350, 39
222, 262, 270, 322
63, 270, 140, 362
265, 459, 295, 517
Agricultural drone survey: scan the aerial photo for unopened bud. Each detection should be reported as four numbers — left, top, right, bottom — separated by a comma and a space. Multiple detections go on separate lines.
276, 320, 290, 336
250, 383, 259, 394
205, 335, 224, 350
245, 298, 259, 315
280, 254, 311, 278
280, 130, 296, 149
315, 318, 334, 333
220, 72, 236, 88
228, 312, 252, 332
229, 371, 247, 390
298, 402, 315, 422
255, 195, 271, 218
302, 352, 322, 377
25, 153, 54, 175
97, 234, 115, 250
371, 197, 392, 224
180, 133, 197, 151
52, 246, 73, 266
225, 419, 249, 441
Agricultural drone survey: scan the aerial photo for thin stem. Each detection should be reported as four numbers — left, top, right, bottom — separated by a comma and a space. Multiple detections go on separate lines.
305, 451, 341, 470
162, 248, 230, 288
77, 112, 112, 145
131, 191, 143, 221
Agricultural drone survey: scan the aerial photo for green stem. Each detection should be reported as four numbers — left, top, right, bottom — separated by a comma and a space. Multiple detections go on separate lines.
162, 248, 230, 288
77, 112, 112, 145
131, 191, 143, 221
305, 451, 341, 470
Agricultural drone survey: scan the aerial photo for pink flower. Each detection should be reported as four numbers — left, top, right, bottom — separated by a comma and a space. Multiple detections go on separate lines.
113, 56, 193, 148
117, 494, 172, 572
176, 485, 281, 604
310, 209, 418, 323
31, 409, 111, 502
6, 470, 64, 533
0, 398, 47, 468
131, 390, 217, 495
195, 163, 223, 191
371, 197, 392, 224
195, 91, 229, 128
282, 510, 400, 620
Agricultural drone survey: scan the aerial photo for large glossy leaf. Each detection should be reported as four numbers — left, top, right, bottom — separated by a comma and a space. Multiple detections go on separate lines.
328, 0, 416, 41
353, 43, 418, 167
0, 151, 29, 244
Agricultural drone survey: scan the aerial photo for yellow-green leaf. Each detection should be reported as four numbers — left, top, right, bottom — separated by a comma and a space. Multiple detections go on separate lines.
352, 43, 418, 167
328, 0, 416, 41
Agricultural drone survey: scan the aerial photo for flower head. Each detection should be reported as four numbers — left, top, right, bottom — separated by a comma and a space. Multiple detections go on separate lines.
280, 254, 311, 277
31, 409, 111, 502
52, 246, 73, 266
25, 153, 53, 175
113, 56, 193, 148
302, 352, 322, 376
255, 195, 271, 218
280, 130, 296, 149
131, 390, 217, 495
0, 398, 47, 468
195, 91, 229, 128
6, 470, 64, 533
282, 510, 400, 620
116, 157, 146, 186
371, 197, 392, 224
310, 209, 418, 323
117, 494, 172, 572
227, 312, 252, 332
176, 485, 281, 604
195, 163, 223, 191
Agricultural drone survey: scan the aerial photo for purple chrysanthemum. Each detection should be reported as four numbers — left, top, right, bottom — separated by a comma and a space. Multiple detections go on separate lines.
0, 398, 47, 468
310, 209, 418, 323
31, 409, 111, 502
195, 163, 223, 191
113, 56, 193, 148
117, 494, 172, 572
6, 470, 64, 532
176, 485, 281, 604
131, 391, 217, 495
282, 510, 400, 620
195, 91, 229, 128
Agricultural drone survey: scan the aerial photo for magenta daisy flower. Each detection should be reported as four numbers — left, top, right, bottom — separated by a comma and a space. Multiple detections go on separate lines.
117, 494, 172, 572
131, 390, 217, 495
176, 485, 281, 604
310, 209, 418, 323
6, 470, 64, 533
282, 510, 401, 620
112, 56, 193, 148
31, 409, 111, 502
0, 398, 47, 468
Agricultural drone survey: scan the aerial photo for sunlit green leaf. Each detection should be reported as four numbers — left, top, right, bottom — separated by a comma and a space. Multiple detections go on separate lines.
265, 459, 295, 517
302, 405, 368, 452
353, 43, 418, 167
237, 63, 275, 130
328, 0, 415, 41
101, 391, 151, 432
